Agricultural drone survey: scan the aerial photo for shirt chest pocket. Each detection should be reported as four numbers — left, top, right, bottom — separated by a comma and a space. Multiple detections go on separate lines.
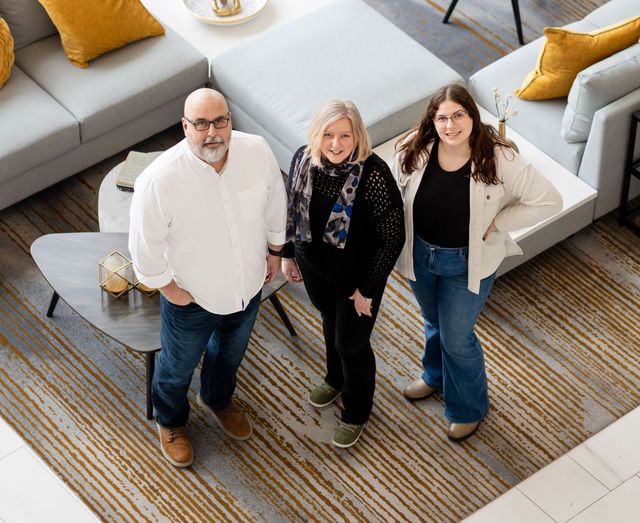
483, 183, 505, 209
238, 184, 267, 223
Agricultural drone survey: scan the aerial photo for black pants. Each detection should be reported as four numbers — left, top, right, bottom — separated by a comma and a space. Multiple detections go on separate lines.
296, 251, 384, 425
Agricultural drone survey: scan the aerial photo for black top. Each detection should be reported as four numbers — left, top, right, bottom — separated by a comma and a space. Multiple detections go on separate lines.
286, 146, 405, 298
413, 141, 471, 248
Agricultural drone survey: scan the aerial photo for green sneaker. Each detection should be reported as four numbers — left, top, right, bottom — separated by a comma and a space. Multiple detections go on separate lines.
332, 422, 364, 448
308, 381, 341, 408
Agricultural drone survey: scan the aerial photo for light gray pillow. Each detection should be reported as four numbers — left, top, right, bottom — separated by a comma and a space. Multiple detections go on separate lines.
561, 43, 640, 143
0, 0, 57, 50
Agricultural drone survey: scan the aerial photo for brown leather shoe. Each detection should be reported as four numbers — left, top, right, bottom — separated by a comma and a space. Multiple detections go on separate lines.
197, 394, 253, 441
403, 378, 436, 401
157, 423, 193, 467
447, 421, 481, 443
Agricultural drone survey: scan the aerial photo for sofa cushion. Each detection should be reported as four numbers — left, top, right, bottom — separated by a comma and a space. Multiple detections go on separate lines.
211, 0, 463, 168
469, 21, 593, 174
38, 0, 164, 68
0, 0, 57, 50
584, 0, 640, 27
0, 17, 13, 88
515, 16, 640, 100
15, 27, 208, 142
562, 43, 640, 143
0, 67, 79, 185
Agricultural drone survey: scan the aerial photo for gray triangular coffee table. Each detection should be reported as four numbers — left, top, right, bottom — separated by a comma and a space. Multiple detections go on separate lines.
32, 232, 294, 420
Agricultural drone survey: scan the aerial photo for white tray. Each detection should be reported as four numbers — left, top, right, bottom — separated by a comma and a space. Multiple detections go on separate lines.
182, 0, 269, 25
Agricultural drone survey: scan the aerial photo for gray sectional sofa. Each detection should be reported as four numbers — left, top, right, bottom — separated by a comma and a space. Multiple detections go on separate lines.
0, 0, 208, 211
470, 0, 640, 219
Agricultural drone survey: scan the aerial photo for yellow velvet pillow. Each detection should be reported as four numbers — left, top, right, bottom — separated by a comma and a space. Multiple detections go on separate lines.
37, 0, 165, 68
0, 17, 14, 88
515, 16, 640, 100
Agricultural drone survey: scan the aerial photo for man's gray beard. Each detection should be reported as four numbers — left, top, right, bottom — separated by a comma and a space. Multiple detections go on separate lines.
201, 142, 228, 163
200, 135, 231, 164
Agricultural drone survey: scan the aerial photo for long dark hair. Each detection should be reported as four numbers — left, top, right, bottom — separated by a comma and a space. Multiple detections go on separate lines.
395, 84, 514, 185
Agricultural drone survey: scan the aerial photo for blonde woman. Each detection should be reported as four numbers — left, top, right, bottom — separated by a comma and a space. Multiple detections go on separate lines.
393, 84, 562, 443
280, 100, 404, 448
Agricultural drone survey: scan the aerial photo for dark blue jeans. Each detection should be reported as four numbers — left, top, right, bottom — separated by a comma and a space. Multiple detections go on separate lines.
153, 291, 261, 427
410, 236, 496, 423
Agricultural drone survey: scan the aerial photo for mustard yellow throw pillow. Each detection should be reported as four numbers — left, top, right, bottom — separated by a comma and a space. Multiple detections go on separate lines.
0, 17, 14, 88
515, 16, 640, 100
37, 0, 164, 68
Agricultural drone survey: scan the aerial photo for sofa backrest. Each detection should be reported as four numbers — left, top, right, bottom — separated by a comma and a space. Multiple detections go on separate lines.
579, 87, 640, 218
0, 0, 57, 50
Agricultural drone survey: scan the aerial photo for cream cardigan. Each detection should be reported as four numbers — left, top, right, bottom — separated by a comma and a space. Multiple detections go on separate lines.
392, 141, 563, 294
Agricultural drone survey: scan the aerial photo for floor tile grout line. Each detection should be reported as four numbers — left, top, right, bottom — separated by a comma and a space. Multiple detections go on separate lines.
567, 454, 614, 491
514, 486, 556, 521
0, 443, 26, 464
565, 476, 640, 522
20, 446, 101, 520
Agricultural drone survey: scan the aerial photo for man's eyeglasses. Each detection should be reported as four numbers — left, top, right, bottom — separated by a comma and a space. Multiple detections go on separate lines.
184, 113, 231, 131
434, 110, 468, 125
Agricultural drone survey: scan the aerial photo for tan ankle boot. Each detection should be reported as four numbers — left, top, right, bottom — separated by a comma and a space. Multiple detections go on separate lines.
157, 424, 193, 467
403, 378, 436, 401
447, 421, 481, 443
198, 394, 252, 441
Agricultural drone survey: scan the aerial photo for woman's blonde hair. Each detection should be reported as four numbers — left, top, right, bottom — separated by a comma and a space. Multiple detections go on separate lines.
306, 100, 372, 166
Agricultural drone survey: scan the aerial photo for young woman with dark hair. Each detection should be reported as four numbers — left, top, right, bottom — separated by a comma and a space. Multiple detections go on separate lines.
393, 84, 562, 442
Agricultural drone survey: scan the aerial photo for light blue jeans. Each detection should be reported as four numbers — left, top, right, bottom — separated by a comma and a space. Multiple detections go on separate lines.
409, 236, 496, 423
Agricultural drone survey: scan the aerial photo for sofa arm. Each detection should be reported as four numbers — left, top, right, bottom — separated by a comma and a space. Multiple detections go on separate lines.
579, 87, 640, 218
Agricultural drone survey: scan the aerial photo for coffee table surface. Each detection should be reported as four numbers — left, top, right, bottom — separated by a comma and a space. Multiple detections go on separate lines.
31, 232, 161, 352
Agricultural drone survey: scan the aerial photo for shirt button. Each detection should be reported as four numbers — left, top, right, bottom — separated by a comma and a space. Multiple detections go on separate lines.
486, 195, 491, 199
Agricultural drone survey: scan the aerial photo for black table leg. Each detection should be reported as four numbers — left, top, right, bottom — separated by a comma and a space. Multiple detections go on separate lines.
146, 352, 156, 420
269, 293, 297, 336
511, 0, 525, 45
443, 0, 459, 24
443, 0, 524, 45
46, 291, 59, 317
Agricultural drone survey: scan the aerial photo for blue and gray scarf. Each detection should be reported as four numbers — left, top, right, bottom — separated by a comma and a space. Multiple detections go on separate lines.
286, 150, 364, 249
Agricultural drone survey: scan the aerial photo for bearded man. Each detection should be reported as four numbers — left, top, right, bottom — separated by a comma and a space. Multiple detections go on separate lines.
129, 88, 287, 467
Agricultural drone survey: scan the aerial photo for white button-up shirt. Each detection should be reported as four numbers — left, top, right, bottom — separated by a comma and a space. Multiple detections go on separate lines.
129, 131, 287, 314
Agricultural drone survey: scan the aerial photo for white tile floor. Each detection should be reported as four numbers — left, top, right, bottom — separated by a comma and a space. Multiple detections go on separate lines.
0, 417, 99, 523
1, 406, 638, 522
465, 405, 640, 522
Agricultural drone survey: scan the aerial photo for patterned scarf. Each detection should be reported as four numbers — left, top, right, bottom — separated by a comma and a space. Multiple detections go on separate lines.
286, 150, 364, 249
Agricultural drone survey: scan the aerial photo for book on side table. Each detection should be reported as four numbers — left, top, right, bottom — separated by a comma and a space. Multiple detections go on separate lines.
116, 151, 163, 191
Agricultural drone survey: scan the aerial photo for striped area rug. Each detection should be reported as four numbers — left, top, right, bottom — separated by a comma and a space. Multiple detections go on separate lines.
1, 162, 639, 521
3, 1, 637, 521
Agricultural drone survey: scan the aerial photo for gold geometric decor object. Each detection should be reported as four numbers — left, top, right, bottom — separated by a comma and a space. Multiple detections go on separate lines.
212, 0, 241, 16
135, 281, 158, 297
98, 251, 135, 298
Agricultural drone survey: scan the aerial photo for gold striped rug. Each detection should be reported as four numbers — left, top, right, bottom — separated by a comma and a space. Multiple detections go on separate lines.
1, 129, 639, 522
